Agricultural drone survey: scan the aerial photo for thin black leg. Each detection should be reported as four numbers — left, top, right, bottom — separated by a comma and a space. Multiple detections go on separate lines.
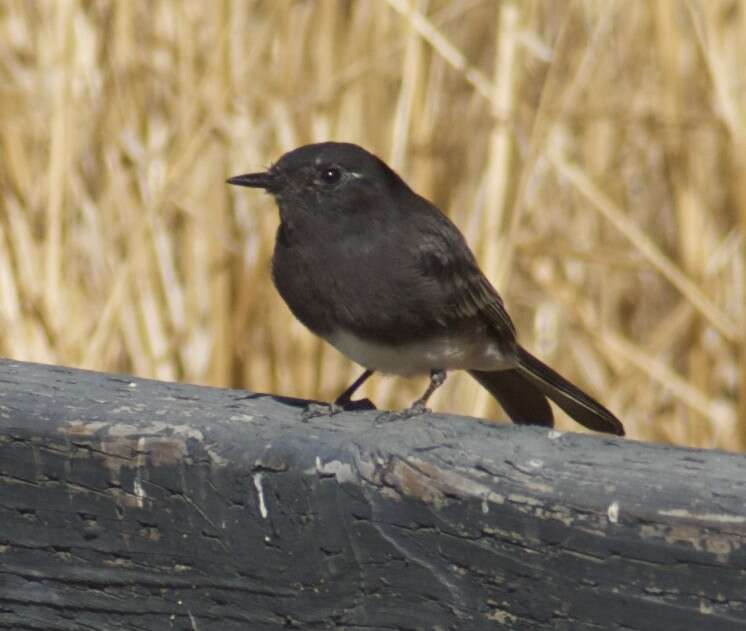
334, 369, 374, 407
302, 368, 376, 422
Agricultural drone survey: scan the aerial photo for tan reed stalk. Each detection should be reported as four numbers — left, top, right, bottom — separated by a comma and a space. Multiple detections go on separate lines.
0, 0, 742, 449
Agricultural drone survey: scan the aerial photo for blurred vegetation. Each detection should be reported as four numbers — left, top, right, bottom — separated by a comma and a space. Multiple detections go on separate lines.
0, 0, 743, 449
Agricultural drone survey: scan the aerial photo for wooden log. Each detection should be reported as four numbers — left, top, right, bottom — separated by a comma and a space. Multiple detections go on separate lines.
0, 358, 744, 630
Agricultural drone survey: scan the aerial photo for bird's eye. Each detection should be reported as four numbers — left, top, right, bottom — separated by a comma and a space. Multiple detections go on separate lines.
319, 166, 341, 185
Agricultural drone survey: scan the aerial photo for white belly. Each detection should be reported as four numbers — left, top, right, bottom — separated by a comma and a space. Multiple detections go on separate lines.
326, 329, 514, 376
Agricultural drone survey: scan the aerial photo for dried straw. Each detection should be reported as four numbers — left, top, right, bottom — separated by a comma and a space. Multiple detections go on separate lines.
0, 0, 743, 449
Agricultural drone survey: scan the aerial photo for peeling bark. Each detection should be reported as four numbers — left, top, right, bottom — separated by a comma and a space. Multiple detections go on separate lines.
0, 359, 744, 630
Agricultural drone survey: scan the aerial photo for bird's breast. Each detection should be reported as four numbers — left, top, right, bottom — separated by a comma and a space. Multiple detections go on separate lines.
271, 219, 388, 336
271, 235, 338, 337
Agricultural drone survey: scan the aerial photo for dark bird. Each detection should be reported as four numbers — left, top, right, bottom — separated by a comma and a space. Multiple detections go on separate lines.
227, 142, 624, 436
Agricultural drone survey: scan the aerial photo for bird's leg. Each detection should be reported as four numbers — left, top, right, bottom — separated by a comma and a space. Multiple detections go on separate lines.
402, 369, 447, 417
302, 369, 376, 422
334, 369, 376, 410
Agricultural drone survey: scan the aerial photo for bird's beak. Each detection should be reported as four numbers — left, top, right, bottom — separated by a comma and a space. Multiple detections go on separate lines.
226, 171, 276, 190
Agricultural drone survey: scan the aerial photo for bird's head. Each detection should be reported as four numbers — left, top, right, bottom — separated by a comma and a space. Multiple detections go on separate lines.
227, 142, 409, 218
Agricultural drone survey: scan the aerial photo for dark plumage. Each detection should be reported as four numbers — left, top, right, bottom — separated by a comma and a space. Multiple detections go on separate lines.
227, 142, 624, 436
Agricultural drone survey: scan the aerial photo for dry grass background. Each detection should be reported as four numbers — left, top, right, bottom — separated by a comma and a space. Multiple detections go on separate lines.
0, 0, 744, 450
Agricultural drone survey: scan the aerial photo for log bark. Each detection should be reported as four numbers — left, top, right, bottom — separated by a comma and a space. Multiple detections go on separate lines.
0, 358, 744, 630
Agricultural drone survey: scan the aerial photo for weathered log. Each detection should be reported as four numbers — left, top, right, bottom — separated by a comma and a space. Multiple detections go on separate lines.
0, 358, 744, 630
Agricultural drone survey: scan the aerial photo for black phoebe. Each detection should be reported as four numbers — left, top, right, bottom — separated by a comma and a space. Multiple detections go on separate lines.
227, 142, 624, 436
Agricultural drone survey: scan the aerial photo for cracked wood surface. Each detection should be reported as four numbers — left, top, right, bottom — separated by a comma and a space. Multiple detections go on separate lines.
0, 358, 744, 630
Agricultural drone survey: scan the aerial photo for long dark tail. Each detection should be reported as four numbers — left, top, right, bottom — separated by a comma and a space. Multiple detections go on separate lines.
469, 346, 625, 436
469, 368, 554, 427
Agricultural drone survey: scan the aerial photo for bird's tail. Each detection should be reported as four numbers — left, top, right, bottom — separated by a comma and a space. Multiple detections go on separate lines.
470, 346, 625, 436
468, 368, 554, 427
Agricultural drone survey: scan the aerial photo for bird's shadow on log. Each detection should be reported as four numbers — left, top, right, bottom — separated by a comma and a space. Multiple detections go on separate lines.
236, 391, 377, 412
235, 391, 309, 409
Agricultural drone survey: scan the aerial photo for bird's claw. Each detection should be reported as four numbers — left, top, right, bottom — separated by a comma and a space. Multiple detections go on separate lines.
374, 411, 401, 425
301, 397, 377, 422
402, 401, 430, 418
374, 401, 430, 425
301, 402, 343, 422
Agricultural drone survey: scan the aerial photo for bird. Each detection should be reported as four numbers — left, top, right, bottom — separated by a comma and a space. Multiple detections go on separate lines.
227, 142, 624, 436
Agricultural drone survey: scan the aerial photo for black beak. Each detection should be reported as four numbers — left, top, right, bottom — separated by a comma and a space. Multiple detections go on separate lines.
226, 172, 275, 189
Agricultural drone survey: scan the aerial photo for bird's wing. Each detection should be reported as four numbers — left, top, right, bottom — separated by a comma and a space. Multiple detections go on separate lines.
412, 210, 517, 340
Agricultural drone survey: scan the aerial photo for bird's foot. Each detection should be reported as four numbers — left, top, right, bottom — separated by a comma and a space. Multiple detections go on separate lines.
376, 369, 443, 423
374, 401, 430, 425
374, 411, 402, 425
301, 398, 377, 422
302, 402, 342, 422
402, 400, 430, 418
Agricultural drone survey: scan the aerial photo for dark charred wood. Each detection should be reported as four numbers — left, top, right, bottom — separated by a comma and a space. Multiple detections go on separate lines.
0, 359, 744, 630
